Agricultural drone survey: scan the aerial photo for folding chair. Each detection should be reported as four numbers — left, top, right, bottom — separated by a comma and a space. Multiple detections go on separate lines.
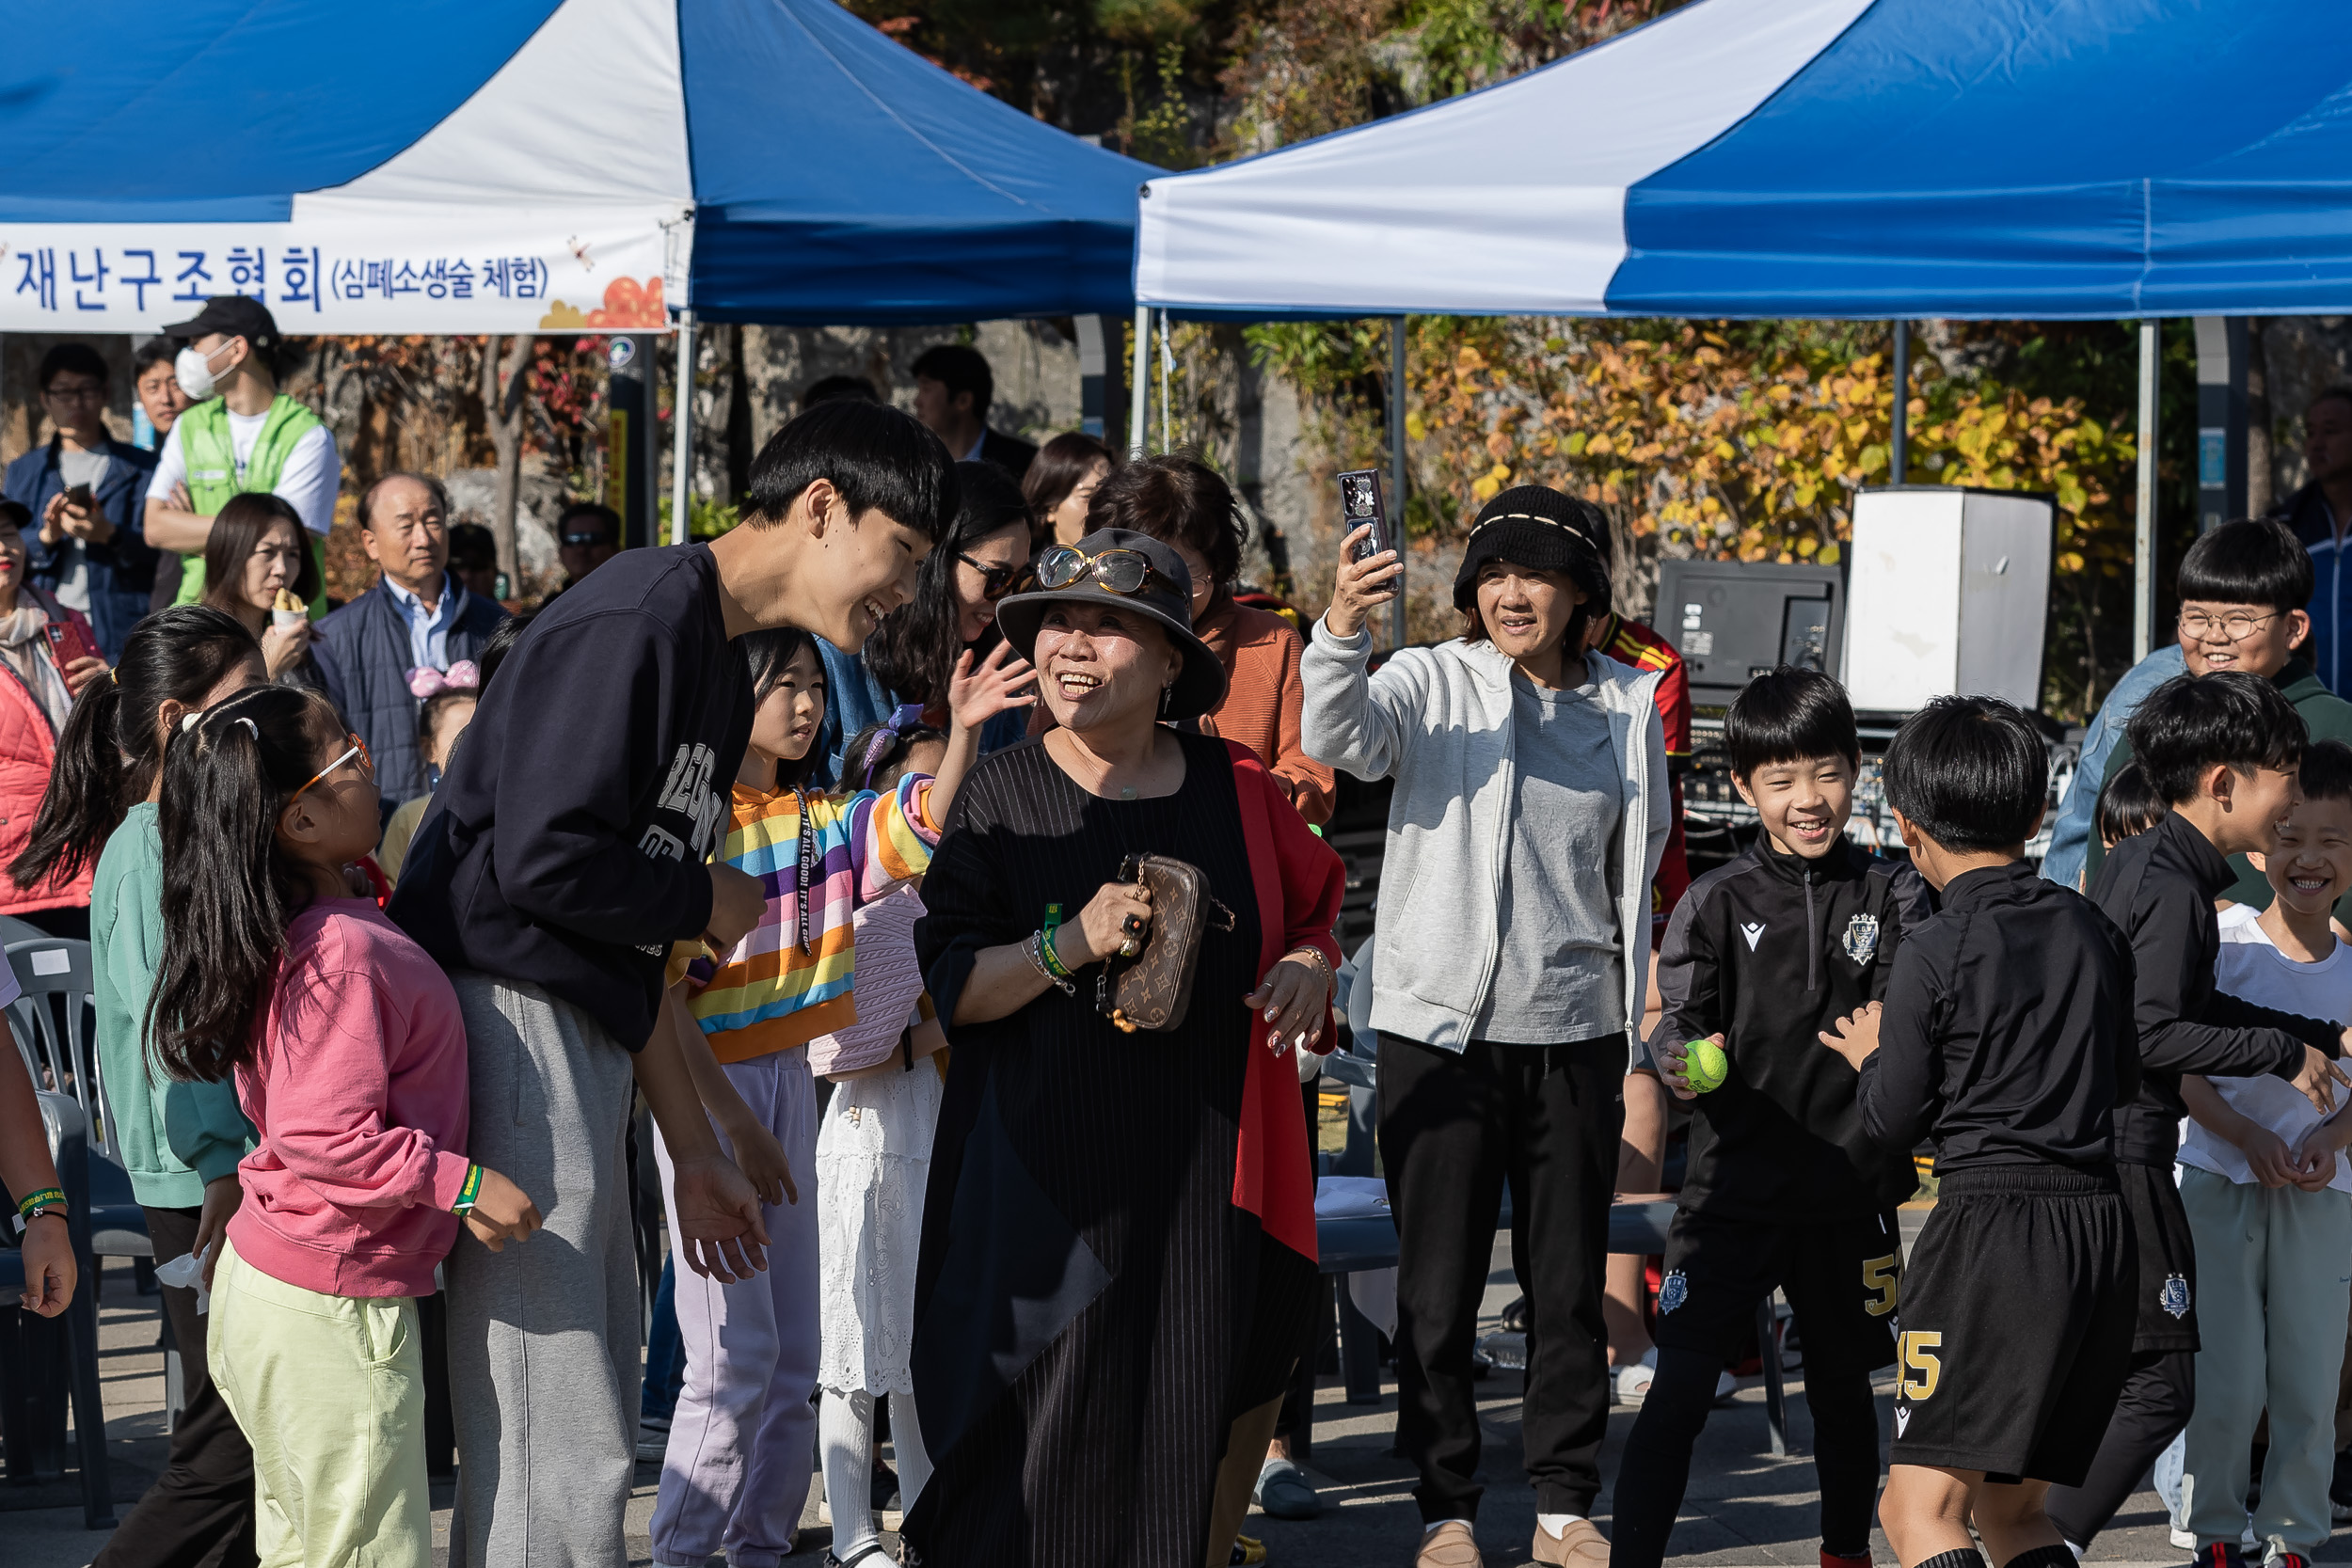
0, 1091, 117, 1527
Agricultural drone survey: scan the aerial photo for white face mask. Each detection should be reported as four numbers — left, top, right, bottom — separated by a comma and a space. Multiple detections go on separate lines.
173, 342, 227, 403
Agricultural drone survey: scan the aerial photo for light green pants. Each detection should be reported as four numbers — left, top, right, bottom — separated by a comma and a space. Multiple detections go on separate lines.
2179, 1165, 2352, 1560
206, 1237, 432, 1568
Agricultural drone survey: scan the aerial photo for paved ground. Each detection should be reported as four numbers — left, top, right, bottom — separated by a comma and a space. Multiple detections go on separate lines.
9, 1243, 2342, 1568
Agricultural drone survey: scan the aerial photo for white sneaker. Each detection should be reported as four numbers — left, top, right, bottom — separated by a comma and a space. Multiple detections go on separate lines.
1612, 1354, 1655, 1404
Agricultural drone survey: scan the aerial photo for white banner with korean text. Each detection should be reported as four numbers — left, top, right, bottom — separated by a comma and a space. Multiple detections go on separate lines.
0, 203, 682, 335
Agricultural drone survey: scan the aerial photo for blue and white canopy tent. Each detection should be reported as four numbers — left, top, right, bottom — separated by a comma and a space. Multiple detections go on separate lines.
1133, 0, 2352, 647
0, 0, 1152, 528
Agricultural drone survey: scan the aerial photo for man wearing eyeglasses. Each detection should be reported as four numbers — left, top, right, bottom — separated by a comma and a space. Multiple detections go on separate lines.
2069, 520, 2352, 923
1, 342, 161, 663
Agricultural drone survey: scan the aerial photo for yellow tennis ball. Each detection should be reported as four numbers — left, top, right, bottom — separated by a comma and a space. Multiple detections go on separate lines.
1684, 1038, 1729, 1094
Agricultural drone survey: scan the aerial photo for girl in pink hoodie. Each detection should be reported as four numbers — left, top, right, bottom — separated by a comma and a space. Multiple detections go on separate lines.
150, 684, 541, 1568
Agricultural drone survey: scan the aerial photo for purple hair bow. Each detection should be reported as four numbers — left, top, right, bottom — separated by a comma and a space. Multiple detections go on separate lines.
408, 661, 481, 700
860, 702, 930, 780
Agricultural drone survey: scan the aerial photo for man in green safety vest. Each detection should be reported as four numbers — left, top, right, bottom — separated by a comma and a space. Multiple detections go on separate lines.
143, 296, 339, 617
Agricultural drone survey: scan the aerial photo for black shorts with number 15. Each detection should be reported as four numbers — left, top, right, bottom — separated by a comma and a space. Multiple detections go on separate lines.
1890, 1165, 2137, 1486
1649, 1207, 1904, 1375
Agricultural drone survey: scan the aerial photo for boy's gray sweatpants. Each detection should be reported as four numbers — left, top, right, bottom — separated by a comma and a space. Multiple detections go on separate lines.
2180, 1164, 2352, 1560
444, 973, 642, 1568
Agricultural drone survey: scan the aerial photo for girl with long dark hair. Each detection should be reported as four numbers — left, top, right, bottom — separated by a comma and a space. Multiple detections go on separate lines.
817, 460, 1036, 778
16, 606, 265, 1568
1022, 430, 1115, 548
151, 683, 540, 1568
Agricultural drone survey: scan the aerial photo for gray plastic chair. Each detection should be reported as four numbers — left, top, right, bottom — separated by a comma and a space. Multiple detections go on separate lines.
0, 1091, 117, 1527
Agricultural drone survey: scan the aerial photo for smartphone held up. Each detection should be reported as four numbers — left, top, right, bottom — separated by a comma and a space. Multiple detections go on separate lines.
1339, 468, 1390, 563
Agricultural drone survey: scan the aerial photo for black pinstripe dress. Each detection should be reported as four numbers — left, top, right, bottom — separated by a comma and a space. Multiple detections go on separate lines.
906, 734, 1320, 1567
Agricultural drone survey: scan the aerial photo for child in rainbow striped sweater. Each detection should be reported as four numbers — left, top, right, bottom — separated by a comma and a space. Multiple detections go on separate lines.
644, 626, 1030, 1568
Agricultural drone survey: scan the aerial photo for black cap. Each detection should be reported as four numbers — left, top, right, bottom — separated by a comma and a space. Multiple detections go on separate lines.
993, 529, 1229, 721
161, 295, 281, 350
1451, 484, 1613, 612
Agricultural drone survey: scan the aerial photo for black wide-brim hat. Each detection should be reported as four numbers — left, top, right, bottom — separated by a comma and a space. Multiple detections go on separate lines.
993, 529, 1230, 721
1452, 484, 1614, 611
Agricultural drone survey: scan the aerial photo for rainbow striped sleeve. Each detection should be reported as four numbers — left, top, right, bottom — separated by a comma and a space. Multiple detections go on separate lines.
853, 772, 941, 902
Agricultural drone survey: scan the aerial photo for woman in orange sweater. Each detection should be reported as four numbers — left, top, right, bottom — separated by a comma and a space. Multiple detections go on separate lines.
1091, 454, 1336, 828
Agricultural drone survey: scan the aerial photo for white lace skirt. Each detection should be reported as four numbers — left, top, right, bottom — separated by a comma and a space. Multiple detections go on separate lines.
815, 1060, 946, 1395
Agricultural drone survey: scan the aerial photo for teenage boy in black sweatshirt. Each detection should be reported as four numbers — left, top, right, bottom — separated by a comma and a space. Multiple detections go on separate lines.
1820, 695, 2141, 1568
389, 400, 958, 1568
2049, 671, 2352, 1556
1610, 669, 1930, 1568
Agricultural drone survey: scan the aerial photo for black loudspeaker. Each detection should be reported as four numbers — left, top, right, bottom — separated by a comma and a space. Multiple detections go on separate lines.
1653, 559, 1844, 712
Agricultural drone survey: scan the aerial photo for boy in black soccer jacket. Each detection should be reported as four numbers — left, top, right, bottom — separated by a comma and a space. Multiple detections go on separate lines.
1821, 696, 2141, 1568
2053, 671, 2352, 1558
1610, 670, 1930, 1568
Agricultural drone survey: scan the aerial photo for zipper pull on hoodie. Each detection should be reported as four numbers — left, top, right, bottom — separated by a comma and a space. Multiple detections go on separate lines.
1804, 861, 1820, 992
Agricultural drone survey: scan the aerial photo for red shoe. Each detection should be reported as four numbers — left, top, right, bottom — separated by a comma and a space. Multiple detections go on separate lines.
1821, 1550, 1871, 1568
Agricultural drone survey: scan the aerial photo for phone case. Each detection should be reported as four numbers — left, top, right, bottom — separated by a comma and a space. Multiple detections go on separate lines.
1338, 469, 1389, 562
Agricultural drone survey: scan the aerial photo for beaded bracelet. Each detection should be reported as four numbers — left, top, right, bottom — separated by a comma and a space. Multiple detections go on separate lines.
451, 1164, 485, 1217
1026, 931, 1076, 995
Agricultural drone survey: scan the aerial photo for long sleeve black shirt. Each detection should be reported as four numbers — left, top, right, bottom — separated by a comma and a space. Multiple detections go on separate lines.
1650, 836, 1931, 1220
1857, 862, 2140, 1172
2087, 809, 2339, 1166
389, 546, 752, 1049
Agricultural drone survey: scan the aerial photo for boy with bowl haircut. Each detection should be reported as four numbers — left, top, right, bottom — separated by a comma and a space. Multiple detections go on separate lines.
2174, 739, 2352, 1568
2054, 673, 2352, 1553
1820, 696, 2141, 1568
2081, 518, 2352, 914
1611, 668, 1931, 1568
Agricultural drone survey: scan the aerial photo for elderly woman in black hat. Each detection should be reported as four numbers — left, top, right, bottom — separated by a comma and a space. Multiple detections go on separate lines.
908, 528, 1347, 1567
1302, 487, 1670, 1568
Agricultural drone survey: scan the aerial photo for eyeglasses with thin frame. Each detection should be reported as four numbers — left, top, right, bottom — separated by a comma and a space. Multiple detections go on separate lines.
1032, 546, 1178, 598
2178, 608, 2280, 641
294, 735, 375, 800
956, 551, 1023, 602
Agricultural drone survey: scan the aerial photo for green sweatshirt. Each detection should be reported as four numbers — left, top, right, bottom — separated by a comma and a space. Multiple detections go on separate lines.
2085, 656, 2352, 917
93, 802, 253, 1208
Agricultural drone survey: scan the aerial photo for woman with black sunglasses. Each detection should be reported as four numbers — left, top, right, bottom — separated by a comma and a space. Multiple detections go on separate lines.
814, 461, 1036, 781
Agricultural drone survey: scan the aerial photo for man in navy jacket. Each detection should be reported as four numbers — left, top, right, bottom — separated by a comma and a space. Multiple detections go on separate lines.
318, 472, 505, 803
3, 342, 161, 662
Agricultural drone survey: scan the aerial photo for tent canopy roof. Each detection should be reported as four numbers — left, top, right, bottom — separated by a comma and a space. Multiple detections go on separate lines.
1135, 0, 2352, 319
0, 0, 1152, 326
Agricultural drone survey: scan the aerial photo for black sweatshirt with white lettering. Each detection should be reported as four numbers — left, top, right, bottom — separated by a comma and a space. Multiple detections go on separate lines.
1651, 836, 1933, 1221
391, 545, 753, 1050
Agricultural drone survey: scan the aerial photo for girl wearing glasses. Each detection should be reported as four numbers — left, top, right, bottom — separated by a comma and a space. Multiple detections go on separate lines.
147, 685, 542, 1568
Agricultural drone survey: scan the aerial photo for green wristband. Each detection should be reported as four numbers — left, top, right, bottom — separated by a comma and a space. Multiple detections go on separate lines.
452, 1164, 485, 1216
16, 1187, 65, 1219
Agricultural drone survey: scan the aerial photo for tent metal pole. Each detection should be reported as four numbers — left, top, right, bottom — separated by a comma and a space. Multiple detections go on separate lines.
670, 308, 695, 546
2134, 318, 2160, 663
1390, 315, 1408, 651
1129, 303, 1151, 456
1890, 320, 1909, 483
1158, 309, 1173, 452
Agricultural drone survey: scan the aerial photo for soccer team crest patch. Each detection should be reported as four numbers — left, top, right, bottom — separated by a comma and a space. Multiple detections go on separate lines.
1843, 913, 1881, 966
2160, 1274, 2192, 1320
1658, 1269, 1689, 1315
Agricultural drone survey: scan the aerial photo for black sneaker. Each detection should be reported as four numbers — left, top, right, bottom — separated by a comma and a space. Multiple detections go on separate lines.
871, 1461, 901, 1514
2188, 1543, 2247, 1568
2331, 1448, 2352, 1522
1499, 1294, 1529, 1334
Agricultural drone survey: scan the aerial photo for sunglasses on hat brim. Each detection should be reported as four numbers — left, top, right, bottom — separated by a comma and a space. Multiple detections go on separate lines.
1032, 546, 1182, 599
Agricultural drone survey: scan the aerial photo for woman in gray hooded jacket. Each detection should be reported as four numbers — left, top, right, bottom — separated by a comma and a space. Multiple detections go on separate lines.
1303, 486, 1668, 1568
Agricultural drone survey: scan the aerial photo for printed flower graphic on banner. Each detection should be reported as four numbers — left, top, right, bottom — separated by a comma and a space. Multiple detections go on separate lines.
539, 276, 665, 331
